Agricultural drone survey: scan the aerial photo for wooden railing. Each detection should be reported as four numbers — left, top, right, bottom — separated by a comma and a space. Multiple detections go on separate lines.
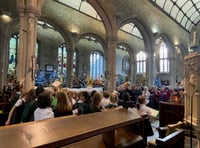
0, 108, 144, 148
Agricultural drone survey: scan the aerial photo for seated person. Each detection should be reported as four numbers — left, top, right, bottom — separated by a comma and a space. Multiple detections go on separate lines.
34, 91, 54, 121
91, 92, 103, 112
118, 92, 135, 109
105, 92, 119, 109
136, 95, 154, 145
54, 91, 73, 117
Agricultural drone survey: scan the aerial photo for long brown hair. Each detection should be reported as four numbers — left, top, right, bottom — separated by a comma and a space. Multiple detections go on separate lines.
56, 92, 72, 113
25, 88, 36, 103
91, 92, 102, 112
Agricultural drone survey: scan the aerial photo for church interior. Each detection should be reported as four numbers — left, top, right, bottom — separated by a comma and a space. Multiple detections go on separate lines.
0, 0, 200, 147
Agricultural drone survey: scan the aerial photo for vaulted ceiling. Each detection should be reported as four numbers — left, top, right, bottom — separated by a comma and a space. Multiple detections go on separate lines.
0, 0, 193, 49
149, 0, 200, 32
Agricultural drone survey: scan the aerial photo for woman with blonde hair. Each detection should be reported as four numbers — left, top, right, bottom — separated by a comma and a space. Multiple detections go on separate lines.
105, 92, 118, 109
67, 90, 77, 106
54, 91, 73, 117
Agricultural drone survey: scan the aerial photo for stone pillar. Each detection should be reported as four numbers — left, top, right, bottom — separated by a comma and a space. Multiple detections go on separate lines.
66, 43, 74, 88
170, 56, 177, 88
130, 58, 136, 84
146, 50, 154, 86
0, 26, 9, 92
184, 52, 200, 139
105, 38, 117, 91
17, 4, 40, 91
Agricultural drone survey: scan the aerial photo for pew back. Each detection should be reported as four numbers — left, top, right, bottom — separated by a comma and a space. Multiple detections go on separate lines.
0, 108, 144, 148
159, 101, 184, 127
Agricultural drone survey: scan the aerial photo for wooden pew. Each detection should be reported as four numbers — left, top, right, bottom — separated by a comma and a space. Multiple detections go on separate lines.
148, 129, 185, 148
159, 101, 184, 127
156, 129, 185, 148
0, 108, 144, 148
0, 102, 10, 126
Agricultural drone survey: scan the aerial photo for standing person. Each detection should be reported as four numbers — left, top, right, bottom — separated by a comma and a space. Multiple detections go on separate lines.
178, 88, 184, 104
54, 91, 73, 117
34, 91, 54, 121
170, 88, 181, 103
142, 86, 150, 105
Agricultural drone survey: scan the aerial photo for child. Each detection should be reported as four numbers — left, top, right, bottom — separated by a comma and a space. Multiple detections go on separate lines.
54, 91, 72, 117
105, 92, 118, 109
137, 95, 151, 117
34, 91, 54, 121
136, 95, 154, 145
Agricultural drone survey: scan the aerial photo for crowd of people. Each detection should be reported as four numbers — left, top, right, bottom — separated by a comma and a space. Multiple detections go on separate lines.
4, 81, 184, 125
116, 82, 184, 110
2, 81, 185, 146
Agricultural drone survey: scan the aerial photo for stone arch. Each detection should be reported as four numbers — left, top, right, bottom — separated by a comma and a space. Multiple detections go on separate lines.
86, 0, 118, 41
119, 17, 154, 86
117, 42, 134, 57
154, 33, 178, 87
116, 43, 134, 83
155, 33, 175, 59
38, 17, 71, 46
119, 17, 154, 53
79, 33, 106, 53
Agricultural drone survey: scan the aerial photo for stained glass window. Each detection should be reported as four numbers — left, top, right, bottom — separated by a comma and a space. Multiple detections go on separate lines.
90, 50, 104, 80
58, 43, 67, 75
136, 51, 146, 74
159, 42, 169, 73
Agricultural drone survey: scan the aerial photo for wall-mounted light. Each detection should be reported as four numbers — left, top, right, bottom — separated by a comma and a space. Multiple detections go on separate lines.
68, 23, 80, 36
0, 11, 12, 23
42, 23, 48, 29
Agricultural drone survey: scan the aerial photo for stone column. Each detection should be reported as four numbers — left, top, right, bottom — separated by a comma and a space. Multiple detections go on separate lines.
105, 38, 117, 91
130, 58, 136, 84
146, 50, 154, 86
0, 26, 9, 92
184, 52, 200, 139
170, 56, 176, 88
66, 42, 74, 88
17, 5, 40, 91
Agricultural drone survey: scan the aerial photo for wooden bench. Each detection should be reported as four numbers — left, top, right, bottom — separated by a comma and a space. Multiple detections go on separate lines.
156, 129, 185, 148
159, 101, 184, 127
148, 129, 185, 148
0, 102, 10, 126
63, 127, 144, 148
0, 108, 144, 148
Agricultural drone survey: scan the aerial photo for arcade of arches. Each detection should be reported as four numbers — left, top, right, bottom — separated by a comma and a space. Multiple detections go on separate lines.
0, 0, 198, 92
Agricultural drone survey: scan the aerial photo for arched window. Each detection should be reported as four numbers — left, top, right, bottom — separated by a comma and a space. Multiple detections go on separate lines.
8, 34, 19, 74
9, 34, 38, 74
58, 43, 67, 75
136, 51, 146, 73
122, 55, 130, 72
159, 42, 169, 73
90, 50, 104, 79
